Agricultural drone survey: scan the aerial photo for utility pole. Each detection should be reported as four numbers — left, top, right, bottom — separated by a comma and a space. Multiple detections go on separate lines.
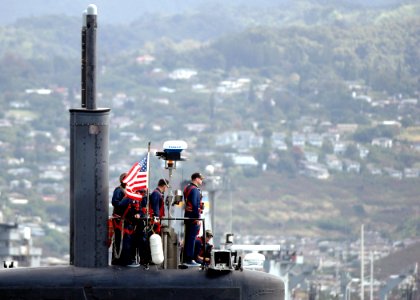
370, 251, 374, 300
361, 224, 365, 300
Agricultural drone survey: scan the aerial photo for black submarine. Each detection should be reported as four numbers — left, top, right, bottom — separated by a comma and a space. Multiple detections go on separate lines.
0, 5, 284, 299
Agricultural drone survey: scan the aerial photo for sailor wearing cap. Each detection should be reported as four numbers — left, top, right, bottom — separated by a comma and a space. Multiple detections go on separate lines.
182, 172, 205, 265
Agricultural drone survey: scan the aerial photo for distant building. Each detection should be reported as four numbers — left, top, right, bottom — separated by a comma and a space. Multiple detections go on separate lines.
40, 170, 65, 181
357, 144, 370, 159
343, 159, 361, 173
383, 167, 402, 179
272, 132, 288, 151
184, 123, 208, 133
325, 155, 343, 172
216, 78, 250, 94
215, 131, 263, 152
333, 142, 347, 155
307, 133, 323, 147
304, 151, 319, 163
301, 162, 330, 180
136, 54, 155, 65
353, 94, 372, 103
398, 98, 418, 110
292, 132, 306, 147
232, 155, 258, 167
336, 124, 358, 134
372, 138, 393, 148
168, 68, 197, 80
366, 164, 382, 176
404, 168, 419, 178
0, 222, 42, 267
381, 120, 401, 127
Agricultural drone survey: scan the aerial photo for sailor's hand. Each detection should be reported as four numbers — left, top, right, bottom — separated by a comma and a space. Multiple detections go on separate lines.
154, 216, 160, 223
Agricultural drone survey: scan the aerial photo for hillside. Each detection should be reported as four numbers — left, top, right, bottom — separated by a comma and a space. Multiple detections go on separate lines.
0, 0, 409, 25
212, 172, 419, 240
0, 1, 419, 258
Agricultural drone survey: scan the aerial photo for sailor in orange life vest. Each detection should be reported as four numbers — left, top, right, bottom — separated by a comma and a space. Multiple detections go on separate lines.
111, 173, 142, 266
182, 172, 204, 265
194, 229, 214, 265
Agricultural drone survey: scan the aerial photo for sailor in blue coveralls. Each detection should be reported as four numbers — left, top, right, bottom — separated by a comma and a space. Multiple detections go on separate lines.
182, 172, 204, 265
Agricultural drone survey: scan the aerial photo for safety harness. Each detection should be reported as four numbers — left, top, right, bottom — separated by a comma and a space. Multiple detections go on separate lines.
111, 198, 141, 258
183, 184, 203, 214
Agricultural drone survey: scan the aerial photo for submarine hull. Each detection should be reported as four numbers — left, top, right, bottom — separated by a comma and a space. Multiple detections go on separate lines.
0, 266, 284, 300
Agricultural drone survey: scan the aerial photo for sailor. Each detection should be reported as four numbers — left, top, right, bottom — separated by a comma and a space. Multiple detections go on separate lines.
148, 178, 169, 233
135, 188, 150, 266
111, 173, 141, 266
138, 179, 168, 265
108, 173, 127, 248
194, 229, 214, 265
182, 172, 204, 265
111, 173, 127, 210
111, 173, 127, 264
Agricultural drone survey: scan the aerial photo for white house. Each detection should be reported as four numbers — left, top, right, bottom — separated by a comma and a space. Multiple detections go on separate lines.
232, 155, 258, 166
372, 137, 393, 148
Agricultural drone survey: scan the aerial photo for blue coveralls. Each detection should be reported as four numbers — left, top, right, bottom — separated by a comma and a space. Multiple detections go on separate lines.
194, 236, 213, 265
183, 183, 202, 263
111, 186, 139, 266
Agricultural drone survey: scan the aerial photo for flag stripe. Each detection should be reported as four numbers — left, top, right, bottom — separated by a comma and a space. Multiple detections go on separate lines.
123, 165, 140, 184
123, 155, 148, 201
125, 188, 142, 201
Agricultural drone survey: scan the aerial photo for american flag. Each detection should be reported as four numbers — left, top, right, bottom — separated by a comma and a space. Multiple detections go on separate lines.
123, 155, 148, 201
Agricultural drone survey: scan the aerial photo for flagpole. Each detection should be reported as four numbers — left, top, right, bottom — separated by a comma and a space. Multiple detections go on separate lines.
146, 142, 151, 223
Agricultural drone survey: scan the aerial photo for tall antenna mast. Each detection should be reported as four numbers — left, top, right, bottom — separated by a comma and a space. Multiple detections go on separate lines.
361, 224, 365, 300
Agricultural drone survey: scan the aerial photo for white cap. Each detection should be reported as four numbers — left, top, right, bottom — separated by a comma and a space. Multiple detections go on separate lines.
87, 4, 97, 15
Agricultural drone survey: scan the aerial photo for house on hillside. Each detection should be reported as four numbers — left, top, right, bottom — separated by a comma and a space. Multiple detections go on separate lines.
383, 167, 402, 179
215, 132, 237, 147
217, 78, 250, 95
307, 133, 323, 147
372, 137, 393, 148
39, 170, 64, 181
404, 168, 419, 178
8, 193, 29, 205
333, 142, 347, 155
304, 151, 319, 163
272, 132, 288, 151
232, 155, 258, 167
323, 131, 340, 143
234, 131, 263, 151
398, 98, 418, 110
366, 164, 382, 175
184, 123, 208, 133
336, 123, 358, 134
301, 162, 329, 180
357, 144, 370, 159
325, 155, 343, 172
168, 68, 197, 80
292, 132, 306, 147
353, 94, 372, 103
215, 131, 263, 153
343, 159, 361, 173
136, 54, 155, 65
